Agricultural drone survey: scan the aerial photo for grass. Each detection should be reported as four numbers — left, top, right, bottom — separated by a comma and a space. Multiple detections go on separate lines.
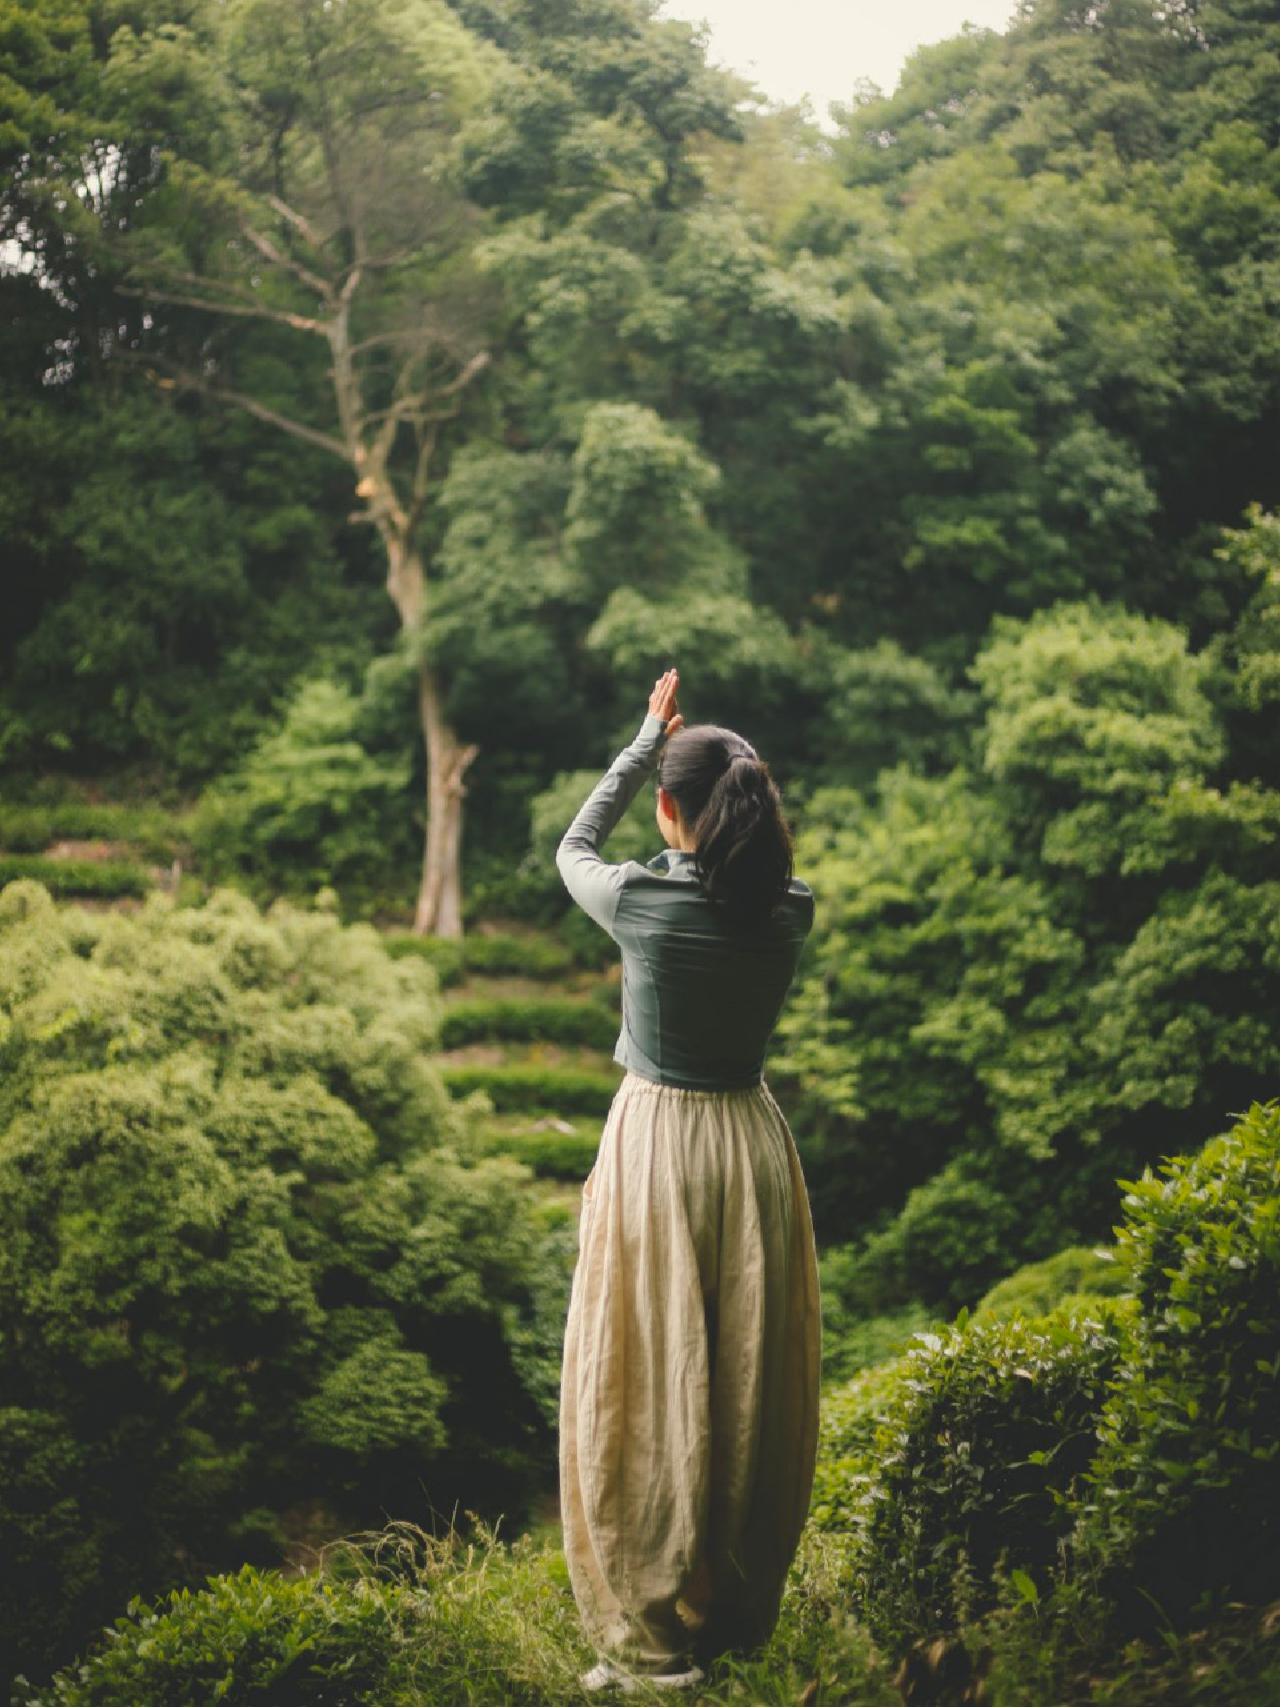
19, 1521, 901, 1707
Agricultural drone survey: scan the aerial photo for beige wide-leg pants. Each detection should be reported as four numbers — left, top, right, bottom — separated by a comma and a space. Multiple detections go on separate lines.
560, 1074, 822, 1670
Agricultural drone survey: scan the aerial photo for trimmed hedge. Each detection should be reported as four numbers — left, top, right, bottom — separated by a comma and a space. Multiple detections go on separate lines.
852, 1303, 1131, 1656
382, 932, 576, 986
440, 1064, 620, 1116
480, 1121, 600, 1182
0, 804, 187, 861
0, 857, 152, 898
440, 998, 617, 1051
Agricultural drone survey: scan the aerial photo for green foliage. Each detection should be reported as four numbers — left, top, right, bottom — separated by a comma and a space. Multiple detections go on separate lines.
478, 1117, 600, 1183
818, 1243, 938, 1381
194, 678, 415, 905
0, 882, 558, 1684
13, 1564, 419, 1706
440, 997, 616, 1051
975, 1245, 1132, 1321
0, 802, 187, 860
851, 1305, 1131, 1657
0, 856, 152, 898
16, 1518, 903, 1707
382, 930, 580, 985
809, 1360, 912, 1534
438, 1063, 620, 1116
1078, 1101, 1280, 1623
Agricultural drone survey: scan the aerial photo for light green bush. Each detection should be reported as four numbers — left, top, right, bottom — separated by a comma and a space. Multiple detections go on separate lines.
439, 1063, 620, 1115
0, 803, 187, 861
0, 882, 560, 1686
440, 997, 616, 1051
193, 678, 415, 903
383, 931, 576, 984
0, 855, 152, 897
975, 1244, 1132, 1320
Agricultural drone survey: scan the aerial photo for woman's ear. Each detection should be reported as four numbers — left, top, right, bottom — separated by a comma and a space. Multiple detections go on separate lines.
656, 785, 679, 823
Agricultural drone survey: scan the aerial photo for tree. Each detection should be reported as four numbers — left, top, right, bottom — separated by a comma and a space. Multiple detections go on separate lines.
112, 0, 498, 932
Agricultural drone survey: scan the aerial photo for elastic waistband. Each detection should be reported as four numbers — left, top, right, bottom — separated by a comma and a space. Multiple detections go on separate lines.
619, 1070, 769, 1100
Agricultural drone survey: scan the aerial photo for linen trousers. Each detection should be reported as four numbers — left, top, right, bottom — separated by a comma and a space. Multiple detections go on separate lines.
559, 1073, 822, 1670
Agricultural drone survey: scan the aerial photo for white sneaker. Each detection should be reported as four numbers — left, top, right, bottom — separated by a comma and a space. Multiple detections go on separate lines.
581, 1659, 705, 1694
583, 1660, 632, 1692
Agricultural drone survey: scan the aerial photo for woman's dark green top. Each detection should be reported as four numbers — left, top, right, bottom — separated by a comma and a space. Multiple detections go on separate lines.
556, 715, 814, 1092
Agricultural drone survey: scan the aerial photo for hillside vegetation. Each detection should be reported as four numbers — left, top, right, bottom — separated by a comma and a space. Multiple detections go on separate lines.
3, 0, 1280, 1694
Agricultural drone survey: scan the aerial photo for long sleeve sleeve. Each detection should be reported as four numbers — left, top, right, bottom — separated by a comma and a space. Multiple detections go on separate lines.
556, 714, 667, 935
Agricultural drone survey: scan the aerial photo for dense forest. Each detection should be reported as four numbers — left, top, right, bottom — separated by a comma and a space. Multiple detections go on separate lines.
3, 0, 1280, 1699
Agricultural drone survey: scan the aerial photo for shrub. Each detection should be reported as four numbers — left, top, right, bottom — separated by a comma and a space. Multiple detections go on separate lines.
480, 1120, 600, 1182
13, 1566, 419, 1706
0, 856, 152, 898
975, 1244, 1132, 1321
439, 1064, 620, 1116
462, 933, 576, 979
0, 803, 187, 861
1077, 1101, 1280, 1624
382, 931, 576, 984
851, 1304, 1130, 1657
381, 931, 467, 984
440, 998, 617, 1051
193, 678, 415, 902
0, 883, 559, 1685
810, 1360, 908, 1535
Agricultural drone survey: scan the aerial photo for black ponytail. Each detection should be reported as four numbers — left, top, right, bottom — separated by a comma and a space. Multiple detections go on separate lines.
658, 725, 794, 927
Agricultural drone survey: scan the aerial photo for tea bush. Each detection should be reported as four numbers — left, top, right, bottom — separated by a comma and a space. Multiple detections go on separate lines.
0, 803, 187, 861
383, 931, 576, 984
439, 1063, 620, 1115
975, 1244, 1132, 1321
0, 855, 152, 897
480, 1120, 601, 1182
440, 998, 616, 1051
13, 1566, 420, 1706
809, 1360, 908, 1534
0, 882, 560, 1686
1077, 1101, 1280, 1624
851, 1304, 1131, 1657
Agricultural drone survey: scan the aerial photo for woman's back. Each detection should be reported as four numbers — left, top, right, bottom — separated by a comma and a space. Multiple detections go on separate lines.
607, 849, 813, 1089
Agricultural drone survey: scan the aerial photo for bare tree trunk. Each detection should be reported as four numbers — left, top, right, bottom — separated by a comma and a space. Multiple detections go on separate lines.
414, 663, 478, 938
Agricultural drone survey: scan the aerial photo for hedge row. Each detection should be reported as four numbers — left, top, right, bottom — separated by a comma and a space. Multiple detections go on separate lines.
383, 932, 575, 985
479, 1122, 600, 1182
0, 857, 153, 898
440, 998, 617, 1052
0, 804, 186, 859
441, 1064, 619, 1115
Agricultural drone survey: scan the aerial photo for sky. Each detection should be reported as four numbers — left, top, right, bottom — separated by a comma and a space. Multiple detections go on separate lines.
658, 0, 1019, 123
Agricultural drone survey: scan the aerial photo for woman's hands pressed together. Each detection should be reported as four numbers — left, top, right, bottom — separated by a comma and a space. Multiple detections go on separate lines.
648, 668, 684, 739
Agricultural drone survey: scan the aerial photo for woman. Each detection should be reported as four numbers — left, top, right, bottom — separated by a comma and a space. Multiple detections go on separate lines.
557, 668, 821, 1693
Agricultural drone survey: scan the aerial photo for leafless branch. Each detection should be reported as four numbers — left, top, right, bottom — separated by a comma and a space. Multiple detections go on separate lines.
266, 193, 324, 248
134, 353, 348, 460
121, 278, 326, 335
240, 221, 332, 301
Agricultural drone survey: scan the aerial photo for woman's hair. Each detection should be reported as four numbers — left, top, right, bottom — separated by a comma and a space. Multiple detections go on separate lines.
658, 725, 794, 928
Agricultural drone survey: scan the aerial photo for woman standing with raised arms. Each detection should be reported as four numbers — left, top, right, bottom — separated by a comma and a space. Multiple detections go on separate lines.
557, 668, 821, 1693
